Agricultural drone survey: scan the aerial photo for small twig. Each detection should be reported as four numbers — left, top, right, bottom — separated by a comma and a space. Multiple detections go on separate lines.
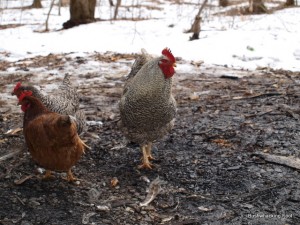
0, 149, 22, 163
245, 109, 274, 118
252, 152, 300, 170
231, 92, 282, 100
15, 195, 25, 205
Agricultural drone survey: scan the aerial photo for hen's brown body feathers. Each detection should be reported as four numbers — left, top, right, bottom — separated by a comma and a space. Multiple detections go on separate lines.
21, 95, 85, 181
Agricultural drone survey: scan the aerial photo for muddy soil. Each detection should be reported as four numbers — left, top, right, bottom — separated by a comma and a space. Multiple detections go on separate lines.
0, 54, 300, 225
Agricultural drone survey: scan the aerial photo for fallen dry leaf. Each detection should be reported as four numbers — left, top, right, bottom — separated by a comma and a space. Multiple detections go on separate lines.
111, 177, 119, 187
212, 139, 232, 148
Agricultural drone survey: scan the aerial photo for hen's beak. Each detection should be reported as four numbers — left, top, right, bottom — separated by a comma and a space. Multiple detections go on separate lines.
173, 63, 177, 67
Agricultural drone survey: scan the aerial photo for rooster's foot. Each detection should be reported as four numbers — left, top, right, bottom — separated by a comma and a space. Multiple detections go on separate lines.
147, 155, 155, 160
145, 143, 155, 160
138, 161, 153, 169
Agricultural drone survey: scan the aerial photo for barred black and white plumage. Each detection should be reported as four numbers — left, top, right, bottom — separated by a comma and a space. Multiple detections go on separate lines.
13, 74, 87, 135
119, 48, 177, 169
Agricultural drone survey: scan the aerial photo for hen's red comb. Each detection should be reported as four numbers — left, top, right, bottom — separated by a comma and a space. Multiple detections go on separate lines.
162, 48, 175, 63
19, 90, 33, 102
13, 82, 22, 93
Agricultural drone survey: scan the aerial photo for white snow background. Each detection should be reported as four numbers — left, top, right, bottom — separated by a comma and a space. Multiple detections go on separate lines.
0, 0, 299, 72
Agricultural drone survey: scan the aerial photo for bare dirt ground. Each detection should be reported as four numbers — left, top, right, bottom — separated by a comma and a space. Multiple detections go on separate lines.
0, 53, 300, 225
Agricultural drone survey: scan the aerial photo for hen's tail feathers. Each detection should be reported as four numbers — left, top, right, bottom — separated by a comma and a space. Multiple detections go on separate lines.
62, 73, 72, 87
79, 138, 91, 151
74, 110, 87, 136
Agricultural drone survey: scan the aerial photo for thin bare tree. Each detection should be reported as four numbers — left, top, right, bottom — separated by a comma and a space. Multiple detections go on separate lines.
186, 0, 208, 41
113, 0, 121, 19
45, 0, 56, 31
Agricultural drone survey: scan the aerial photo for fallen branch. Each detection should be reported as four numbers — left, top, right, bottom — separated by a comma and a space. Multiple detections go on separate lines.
252, 152, 300, 170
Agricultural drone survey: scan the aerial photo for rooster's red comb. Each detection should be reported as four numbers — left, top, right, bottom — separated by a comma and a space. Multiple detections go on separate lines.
162, 48, 175, 63
13, 82, 22, 93
19, 90, 33, 102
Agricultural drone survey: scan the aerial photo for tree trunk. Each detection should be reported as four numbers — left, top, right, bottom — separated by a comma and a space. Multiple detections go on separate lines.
285, 0, 295, 6
248, 0, 267, 14
31, 0, 43, 8
63, 0, 96, 29
219, 0, 228, 7
186, 0, 207, 41
189, 16, 201, 41
113, 0, 121, 19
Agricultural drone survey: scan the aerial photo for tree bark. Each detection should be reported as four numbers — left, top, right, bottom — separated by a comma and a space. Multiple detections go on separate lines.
63, 0, 96, 29
189, 16, 201, 41
186, 0, 207, 41
113, 0, 122, 20
31, 0, 43, 8
219, 0, 228, 7
248, 0, 267, 14
285, 0, 295, 6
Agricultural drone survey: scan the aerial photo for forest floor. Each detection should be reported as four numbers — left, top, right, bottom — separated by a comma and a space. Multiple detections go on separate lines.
0, 53, 300, 225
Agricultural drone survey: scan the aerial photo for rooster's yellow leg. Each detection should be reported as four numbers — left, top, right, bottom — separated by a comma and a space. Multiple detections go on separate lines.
138, 145, 153, 169
42, 170, 55, 180
145, 142, 155, 160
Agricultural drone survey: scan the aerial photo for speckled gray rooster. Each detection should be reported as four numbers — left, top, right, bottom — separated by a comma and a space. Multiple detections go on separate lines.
119, 48, 177, 169
12, 74, 87, 135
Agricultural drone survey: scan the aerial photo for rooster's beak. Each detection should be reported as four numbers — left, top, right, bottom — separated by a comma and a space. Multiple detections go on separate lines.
173, 63, 177, 67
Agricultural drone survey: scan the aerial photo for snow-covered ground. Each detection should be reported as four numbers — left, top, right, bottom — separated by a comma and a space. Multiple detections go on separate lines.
0, 0, 299, 72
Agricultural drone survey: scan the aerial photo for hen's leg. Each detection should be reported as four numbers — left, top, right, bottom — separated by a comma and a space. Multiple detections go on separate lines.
65, 170, 77, 182
42, 170, 55, 180
145, 142, 154, 160
138, 145, 153, 169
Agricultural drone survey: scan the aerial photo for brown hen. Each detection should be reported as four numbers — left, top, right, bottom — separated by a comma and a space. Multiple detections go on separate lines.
18, 91, 87, 181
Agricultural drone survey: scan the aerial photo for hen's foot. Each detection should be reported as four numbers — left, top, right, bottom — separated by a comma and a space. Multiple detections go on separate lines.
42, 170, 55, 180
63, 170, 77, 182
